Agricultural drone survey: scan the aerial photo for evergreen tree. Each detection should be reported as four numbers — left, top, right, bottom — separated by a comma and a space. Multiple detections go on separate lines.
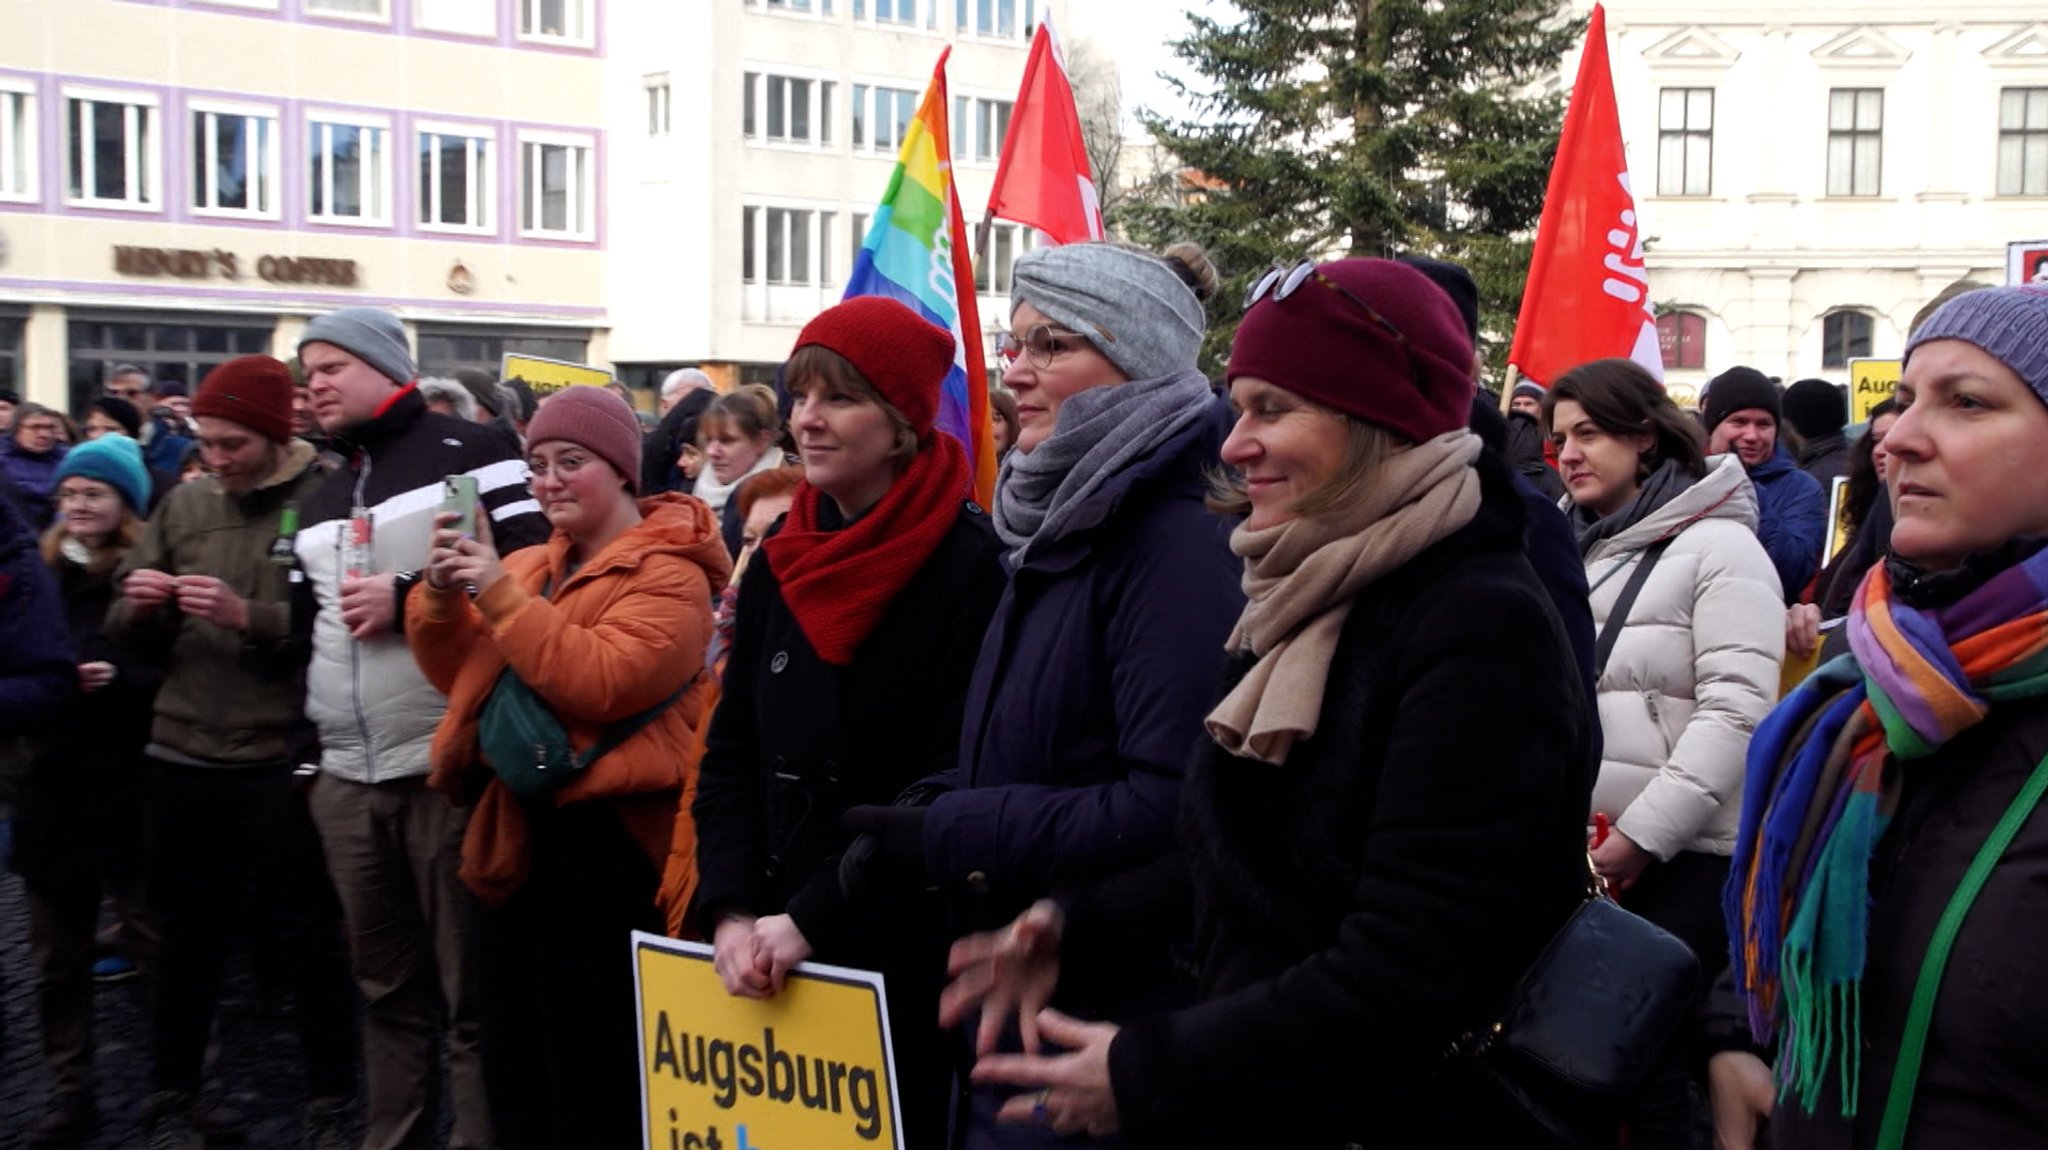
1120, 0, 1580, 380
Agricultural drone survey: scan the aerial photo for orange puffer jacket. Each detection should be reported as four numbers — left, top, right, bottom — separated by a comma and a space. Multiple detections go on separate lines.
407, 493, 733, 915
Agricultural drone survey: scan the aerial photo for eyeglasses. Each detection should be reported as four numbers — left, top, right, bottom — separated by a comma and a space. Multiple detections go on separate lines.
1244, 261, 1429, 394
58, 487, 117, 505
992, 323, 1102, 371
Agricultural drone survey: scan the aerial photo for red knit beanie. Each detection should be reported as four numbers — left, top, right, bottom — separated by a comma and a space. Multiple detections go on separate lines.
192, 355, 297, 443
526, 386, 645, 493
1226, 258, 1476, 444
791, 297, 955, 439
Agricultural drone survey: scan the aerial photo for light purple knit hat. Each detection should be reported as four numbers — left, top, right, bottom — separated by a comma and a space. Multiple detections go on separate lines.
1903, 285, 2048, 406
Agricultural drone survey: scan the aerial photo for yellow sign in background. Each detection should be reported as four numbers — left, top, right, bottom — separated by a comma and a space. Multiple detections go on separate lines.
501, 352, 613, 397
634, 933, 903, 1150
1847, 358, 1901, 424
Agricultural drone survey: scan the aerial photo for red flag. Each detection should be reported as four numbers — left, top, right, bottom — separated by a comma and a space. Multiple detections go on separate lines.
986, 14, 1103, 245
1509, 4, 1662, 388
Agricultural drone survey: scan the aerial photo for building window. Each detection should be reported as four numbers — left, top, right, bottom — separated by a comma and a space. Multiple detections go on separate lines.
856, 0, 919, 25
307, 115, 389, 224
66, 316, 273, 419
853, 85, 918, 153
189, 104, 278, 218
743, 206, 758, 282
745, 74, 834, 145
1656, 311, 1707, 371
745, 206, 835, 286
520, 136, 594, 239
1998, 88, 2048, 197
305, 0, 388, 18
646, 76, 671, 137
953, 96, 1013, 162
748, 0, 834, 12
1822, 311, 1874, 369
0, 87, 35, 202
417, 327, 591, 378
956, 0, 1034, 38
975, 222, 1032, 293
1656, 88, 1711, 197
0, 315, 22, 394
519, 0, 590, 43
66, 92, 159, 210
418, 126, 493, 232
850, 211, 869, 272
416, 0, 495, 36
1826, 88, 1882, 197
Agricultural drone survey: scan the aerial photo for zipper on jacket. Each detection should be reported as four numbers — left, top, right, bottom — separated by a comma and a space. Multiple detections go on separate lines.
350, 455, 377, 783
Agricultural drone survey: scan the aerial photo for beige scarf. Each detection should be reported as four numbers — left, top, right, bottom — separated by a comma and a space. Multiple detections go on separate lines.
1206, 430, 1483, 765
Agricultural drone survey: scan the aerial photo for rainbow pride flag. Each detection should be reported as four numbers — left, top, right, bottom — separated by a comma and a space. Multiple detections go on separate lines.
844, 48, 996, 508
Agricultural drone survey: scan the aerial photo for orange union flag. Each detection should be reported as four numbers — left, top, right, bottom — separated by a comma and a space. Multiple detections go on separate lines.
1510, 4, 1662, 388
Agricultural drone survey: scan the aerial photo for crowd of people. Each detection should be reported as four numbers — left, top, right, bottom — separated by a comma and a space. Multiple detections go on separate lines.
1, 250, 2045, 1150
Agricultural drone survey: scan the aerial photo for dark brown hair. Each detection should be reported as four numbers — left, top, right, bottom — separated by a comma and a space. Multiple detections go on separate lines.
989, 388, 1020, 457
1542, 358, 1707, 479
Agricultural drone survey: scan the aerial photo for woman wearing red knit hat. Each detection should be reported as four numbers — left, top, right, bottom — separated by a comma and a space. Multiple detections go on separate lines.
406, 384, 733, 1150
689, 295, 1007, 1148
942, 258, 1599, 1148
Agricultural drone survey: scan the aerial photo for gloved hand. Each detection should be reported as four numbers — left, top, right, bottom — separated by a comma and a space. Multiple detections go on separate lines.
838, 804, 929, 903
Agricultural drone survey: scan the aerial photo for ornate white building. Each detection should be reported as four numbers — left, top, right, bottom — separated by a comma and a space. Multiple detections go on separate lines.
1597, 0, 2048, 393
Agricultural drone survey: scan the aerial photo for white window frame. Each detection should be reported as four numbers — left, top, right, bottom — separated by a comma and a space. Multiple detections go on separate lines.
741, 201, 839, 288
517, 0, 594, 47
416, 120, 495, 235
644, 74, 671, 138
955, 0, 1035, 41
856, 0, 928, 28
187, 99, 280, 220
414, 0, 497, 37
743, 69, 835, 149
191, 0, 281, 10
746, 0, 835, 16
975, 221, 1032, 295
952, 93, 1012, 165
305, 109, 393, 228
63, 86, 161, 212
518, 130, 596, 241
303, 0, 392, 23
0, 81, 37, 204
852, 82, 920, 155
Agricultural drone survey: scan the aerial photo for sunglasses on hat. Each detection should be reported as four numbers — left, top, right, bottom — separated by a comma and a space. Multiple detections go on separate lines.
1244, 261, 1428, 393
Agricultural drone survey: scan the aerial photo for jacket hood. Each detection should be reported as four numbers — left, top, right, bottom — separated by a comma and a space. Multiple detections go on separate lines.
1586, 454, 1758, 561
540, 491, 735, 598
256, 438, 318, 492
1746, 444, 1799, 481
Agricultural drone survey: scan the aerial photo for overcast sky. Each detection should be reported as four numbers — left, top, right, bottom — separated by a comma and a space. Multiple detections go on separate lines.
1063, 0, 1218, 132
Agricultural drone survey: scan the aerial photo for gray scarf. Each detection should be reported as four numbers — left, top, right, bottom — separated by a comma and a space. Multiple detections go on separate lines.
993, 369, 1214, 566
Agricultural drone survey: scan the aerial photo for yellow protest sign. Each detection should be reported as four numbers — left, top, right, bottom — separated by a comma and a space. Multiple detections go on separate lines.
1847, 358, 1900, 424
634, 933, 903, 1150
501, 352, 612, 397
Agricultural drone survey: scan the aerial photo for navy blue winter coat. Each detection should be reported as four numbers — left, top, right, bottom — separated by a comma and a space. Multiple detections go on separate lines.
1746, 445, 1827, 602
922, 401, 1243, 930
0, 482, 75, 735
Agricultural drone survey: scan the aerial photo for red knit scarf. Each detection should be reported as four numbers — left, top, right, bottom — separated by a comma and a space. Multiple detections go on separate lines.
762, 434, 970, 665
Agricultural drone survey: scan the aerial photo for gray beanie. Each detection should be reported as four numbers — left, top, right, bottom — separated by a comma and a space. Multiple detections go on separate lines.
1905, 285, 2048, 406
298, 307, 416, 386
1010, 244, 1205, 381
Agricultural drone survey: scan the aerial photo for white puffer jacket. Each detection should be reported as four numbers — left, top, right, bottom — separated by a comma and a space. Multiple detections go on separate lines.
1579, 455, 1784, 860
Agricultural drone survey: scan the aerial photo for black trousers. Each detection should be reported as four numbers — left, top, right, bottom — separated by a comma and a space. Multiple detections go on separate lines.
143, 759, 359, 1099
477, 800, 662, 1150
1622, 849, 1732, 1150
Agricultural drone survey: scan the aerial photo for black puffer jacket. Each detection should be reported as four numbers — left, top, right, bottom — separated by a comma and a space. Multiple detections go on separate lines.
1095, 457, 1599, 1149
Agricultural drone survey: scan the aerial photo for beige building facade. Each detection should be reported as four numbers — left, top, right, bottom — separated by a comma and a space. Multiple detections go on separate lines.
0, 0, 609, 414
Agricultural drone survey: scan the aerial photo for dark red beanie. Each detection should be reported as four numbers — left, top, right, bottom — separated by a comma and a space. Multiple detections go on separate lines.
1227, 258, 1476, 444
792, 297, 955, 439
192, 355, 297, 443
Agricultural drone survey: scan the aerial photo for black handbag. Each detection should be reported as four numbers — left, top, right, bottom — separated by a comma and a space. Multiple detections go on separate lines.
1447, 536, 1702, 1146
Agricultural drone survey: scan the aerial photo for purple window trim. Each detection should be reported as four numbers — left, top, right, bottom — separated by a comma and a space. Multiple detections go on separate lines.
506, 123, 606, 249
0, 69, 52, 213
0, 273, 608, 319
50, 77, 172, 218
113, 0, 605, 58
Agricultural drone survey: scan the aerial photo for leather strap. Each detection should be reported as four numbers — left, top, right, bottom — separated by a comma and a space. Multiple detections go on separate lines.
1593, 539, 1673, 678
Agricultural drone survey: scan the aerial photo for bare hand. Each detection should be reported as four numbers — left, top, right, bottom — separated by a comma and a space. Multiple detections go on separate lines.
712, 915, 772, 999
78, 662, 117, 692
941, 899, 1065, 1056
123, 568, 178, 613
750, 914, 813, 996
1709, 1051, 1775, 1150
339, 573, 399, 639
426, 511, 506, 598
1591, 829, 1653, 892
1786, 603, 1822, 660
973, 1009, 1121, 1137
175, 575, 250, 631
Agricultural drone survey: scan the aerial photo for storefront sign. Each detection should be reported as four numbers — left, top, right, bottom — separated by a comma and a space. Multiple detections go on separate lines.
112, 245, 359, 288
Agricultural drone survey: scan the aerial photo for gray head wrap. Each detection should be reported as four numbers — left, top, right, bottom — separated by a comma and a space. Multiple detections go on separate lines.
1009, 244, 1206, 382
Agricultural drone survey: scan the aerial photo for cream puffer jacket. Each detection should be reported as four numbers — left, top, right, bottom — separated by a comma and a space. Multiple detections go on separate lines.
1579, 455, 1784, 860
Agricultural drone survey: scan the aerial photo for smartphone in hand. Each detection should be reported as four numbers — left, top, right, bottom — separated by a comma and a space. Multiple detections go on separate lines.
441, 475, 481, 538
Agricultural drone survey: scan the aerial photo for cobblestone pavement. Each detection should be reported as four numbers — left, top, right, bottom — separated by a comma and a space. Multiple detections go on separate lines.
0, 816, 381, 1150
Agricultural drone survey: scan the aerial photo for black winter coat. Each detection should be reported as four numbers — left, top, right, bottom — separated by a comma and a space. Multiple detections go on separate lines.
1091, 461, 1599, 1150
692, 503, 1006, 951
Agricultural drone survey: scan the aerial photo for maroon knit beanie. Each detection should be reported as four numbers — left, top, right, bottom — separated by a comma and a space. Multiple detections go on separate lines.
1226, 258, 1477, 444
791, 297, 955, 439
526, 386, 645, 493
192, 355, 297, 443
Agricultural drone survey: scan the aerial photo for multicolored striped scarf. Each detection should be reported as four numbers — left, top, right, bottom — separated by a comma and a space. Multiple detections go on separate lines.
1726, 546, 2048, 1116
